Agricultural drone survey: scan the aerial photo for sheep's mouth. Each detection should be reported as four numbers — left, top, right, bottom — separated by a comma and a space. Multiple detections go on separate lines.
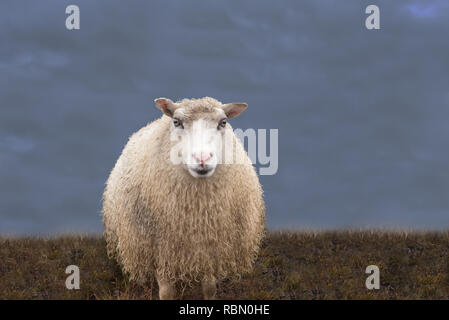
196, 169, 211, 175
188, 165, 215, 178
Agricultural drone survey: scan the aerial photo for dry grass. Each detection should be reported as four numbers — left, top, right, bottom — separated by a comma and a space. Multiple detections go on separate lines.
1, 231, 449, 299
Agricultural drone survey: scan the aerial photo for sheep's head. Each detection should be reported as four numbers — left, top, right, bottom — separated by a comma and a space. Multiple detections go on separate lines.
154, 97, 247, 179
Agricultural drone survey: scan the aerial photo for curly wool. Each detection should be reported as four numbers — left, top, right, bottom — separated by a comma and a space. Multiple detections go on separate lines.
102, 97, 265, 284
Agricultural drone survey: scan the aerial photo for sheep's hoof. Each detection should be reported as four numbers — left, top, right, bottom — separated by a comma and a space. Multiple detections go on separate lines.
157, 278, 176, 300
201, 277, 217, 300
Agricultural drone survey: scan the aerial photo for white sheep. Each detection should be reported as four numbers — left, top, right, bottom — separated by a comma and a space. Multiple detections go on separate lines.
102, 97, 265, 299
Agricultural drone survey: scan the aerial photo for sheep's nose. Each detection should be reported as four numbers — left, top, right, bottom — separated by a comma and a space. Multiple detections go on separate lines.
192, 152, 213, 166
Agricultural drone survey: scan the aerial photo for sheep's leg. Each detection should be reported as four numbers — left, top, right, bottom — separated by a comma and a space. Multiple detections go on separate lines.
201, 276, 217, 300
157, 277, 176, 300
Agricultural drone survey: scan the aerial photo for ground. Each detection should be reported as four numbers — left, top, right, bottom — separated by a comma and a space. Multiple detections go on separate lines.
1, 231, 448, 299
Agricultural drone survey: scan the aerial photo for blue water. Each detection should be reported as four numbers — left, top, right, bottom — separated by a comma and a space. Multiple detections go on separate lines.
1, 0, 449, 234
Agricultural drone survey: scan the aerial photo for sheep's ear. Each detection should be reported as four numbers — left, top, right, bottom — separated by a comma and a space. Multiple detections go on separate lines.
221, 102, 248, 118
154, 98, 179, 118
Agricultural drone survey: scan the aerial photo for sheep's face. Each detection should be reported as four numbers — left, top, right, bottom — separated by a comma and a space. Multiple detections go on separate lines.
155, 97, 247, 179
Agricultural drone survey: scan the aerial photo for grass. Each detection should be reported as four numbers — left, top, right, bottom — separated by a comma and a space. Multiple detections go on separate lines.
1, 231, 449, 299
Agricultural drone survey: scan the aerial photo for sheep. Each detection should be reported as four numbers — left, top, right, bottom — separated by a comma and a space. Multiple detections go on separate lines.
102, 97, 265, 299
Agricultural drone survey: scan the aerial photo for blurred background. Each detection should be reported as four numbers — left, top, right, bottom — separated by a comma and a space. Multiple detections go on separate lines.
1, 0, 449, 234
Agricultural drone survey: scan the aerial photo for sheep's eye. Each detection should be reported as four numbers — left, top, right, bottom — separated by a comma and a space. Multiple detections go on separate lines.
173, 118, 183, 129
218, 119, 227, 129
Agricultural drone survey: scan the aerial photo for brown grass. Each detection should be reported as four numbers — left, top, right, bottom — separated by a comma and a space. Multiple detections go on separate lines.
1, 231, 449, 299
